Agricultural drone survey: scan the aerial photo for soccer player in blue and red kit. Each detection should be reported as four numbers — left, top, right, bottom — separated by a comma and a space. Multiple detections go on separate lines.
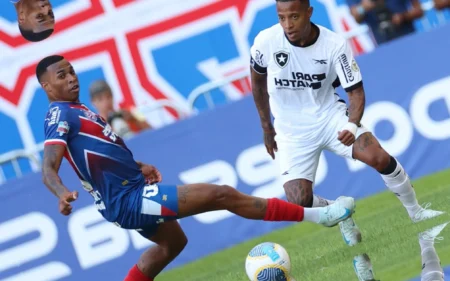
37, 55, 355, 281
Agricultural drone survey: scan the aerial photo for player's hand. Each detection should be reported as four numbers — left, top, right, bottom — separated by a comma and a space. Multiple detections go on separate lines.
264, 129, 278, 160
338, 130, 356, 146
59, 191, 78, 216
141, 164, 162, 184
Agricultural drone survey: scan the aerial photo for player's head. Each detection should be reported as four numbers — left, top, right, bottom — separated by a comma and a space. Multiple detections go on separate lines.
89, 80, 114, 114
276, 0, 313, 43
14, 0, 55, 42
36, 55, 80, 103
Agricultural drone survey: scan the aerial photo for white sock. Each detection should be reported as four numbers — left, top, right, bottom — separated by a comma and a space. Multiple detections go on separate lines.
420, 247, 443, 280
312, 194, 334, 207
419, 239, 434, 252
303, 208, 321, 223
380, 158, 421, 217
421, 271, 444, 281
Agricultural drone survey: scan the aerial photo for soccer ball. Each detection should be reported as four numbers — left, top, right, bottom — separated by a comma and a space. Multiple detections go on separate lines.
245, 242, 294, 281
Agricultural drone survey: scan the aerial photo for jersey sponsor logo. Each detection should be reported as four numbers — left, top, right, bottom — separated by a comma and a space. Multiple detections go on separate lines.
46, 107, 61, 126
338, 54, 354, 83
274, 51, 290, 68
57, 121, 70, 136
274, 71, 327, 90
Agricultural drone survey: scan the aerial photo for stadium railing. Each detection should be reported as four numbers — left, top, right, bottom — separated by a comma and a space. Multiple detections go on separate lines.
0, 142, 44, 184
187, 70, 252, 113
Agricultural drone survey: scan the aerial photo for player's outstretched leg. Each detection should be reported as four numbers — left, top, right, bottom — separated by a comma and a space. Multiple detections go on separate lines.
176, 183, 354, 227
124, 221, 187, 281
283, 178, 362, 246
352, 132, 444, 223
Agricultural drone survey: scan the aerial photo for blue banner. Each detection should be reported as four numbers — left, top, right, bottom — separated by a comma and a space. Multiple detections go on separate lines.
0, 24, 450, 281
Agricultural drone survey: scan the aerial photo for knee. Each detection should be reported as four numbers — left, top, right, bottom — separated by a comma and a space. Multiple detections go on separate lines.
367, 151, 391, 172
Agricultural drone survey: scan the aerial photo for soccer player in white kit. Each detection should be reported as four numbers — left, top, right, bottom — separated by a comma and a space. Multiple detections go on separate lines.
250, 0, 444, 246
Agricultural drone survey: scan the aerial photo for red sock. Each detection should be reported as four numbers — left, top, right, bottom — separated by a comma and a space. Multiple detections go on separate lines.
263, 198, 304, 222
124, 265, 154, 281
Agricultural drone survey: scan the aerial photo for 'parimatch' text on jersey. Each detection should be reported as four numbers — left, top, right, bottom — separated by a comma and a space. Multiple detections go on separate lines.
250, 23, 362, 136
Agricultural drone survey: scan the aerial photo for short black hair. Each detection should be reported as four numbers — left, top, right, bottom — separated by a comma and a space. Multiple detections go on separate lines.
36, 55, 65, 82
276, 0, 310, 6
19, 26, 54, 42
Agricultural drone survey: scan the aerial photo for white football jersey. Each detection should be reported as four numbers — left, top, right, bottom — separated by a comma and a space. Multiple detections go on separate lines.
250, 23, 362, 137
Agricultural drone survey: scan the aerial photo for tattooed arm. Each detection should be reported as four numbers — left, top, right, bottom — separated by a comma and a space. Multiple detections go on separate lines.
251, 67, 272, 131
347, 84, 366, 126
251, 67, 278, 159
42, 144, 70, 198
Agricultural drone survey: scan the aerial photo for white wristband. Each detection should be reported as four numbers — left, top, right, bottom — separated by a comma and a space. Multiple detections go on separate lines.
342, 122, 357, 136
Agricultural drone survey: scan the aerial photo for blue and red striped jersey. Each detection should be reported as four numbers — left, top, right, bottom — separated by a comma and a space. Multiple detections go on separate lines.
44, 102, 145, 223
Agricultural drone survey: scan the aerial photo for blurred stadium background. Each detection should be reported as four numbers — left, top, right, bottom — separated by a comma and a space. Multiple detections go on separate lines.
0, 0, 449, 280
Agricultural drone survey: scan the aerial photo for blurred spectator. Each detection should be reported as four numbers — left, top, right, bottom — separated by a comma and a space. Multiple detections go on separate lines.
434, 0, 450, 9
347, 0, 424, 44
89, 80, 151, 139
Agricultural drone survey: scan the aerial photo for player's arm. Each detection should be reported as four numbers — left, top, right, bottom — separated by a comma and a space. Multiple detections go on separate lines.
42, 144, 70, 198
334, 40, 364, 146
43, 109, 79, 215
250, 33, 278, 158
251, 68, 272, 132
347, 84, 366, 127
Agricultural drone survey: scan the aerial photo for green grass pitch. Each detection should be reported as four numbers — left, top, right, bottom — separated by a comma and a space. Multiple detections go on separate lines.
159, 169, 450, 281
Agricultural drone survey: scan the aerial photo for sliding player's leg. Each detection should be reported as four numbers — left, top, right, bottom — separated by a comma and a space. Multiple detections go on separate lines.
175, 183, 354, 226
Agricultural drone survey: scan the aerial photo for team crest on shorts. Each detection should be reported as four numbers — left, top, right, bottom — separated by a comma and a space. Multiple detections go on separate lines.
274, 51, 290, 68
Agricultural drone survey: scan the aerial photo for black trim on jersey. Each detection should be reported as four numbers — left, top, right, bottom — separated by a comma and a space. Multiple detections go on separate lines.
284, 23, 320, 48
250, 57, 267, 74
332, 76, 341, 88
334, 93, 346, 104
344, 81, 363, 92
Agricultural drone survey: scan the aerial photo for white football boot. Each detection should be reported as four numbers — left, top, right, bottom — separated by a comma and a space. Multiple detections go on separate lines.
336, 197, 362, 246
353, 254, 378, 281
419, 222, 449, 281
419, 221, 449, 243
318, 197, 355, 227
412, 203, 445, 223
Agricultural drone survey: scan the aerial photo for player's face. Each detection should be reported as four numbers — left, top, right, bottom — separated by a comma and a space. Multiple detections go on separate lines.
42, 59, 80, 102
16, 0, 55, 33
276, 0, 313, 43
91, 92, 114, 113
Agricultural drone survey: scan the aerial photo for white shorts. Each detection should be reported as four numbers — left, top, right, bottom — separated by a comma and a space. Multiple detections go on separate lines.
275, 102, 370, 184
